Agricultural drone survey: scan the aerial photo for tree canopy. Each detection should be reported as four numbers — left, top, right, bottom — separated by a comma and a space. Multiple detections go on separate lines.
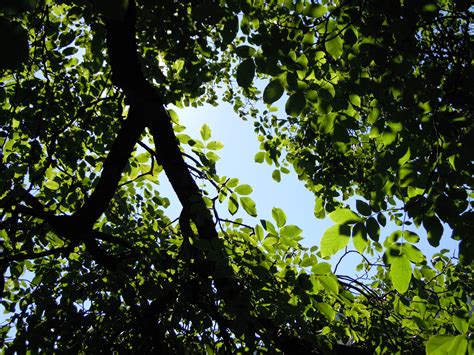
0, 0, 473, 353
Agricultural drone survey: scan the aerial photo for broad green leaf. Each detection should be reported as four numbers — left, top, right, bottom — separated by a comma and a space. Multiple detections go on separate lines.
205, 151, 220, 162
263, 79, 284, 104
305, 4, 327, 18
402, 244, 425, 263
226, 178, 239, 188
325, 34, 343, 59
312, 262, 331, 275
272, 169, 281, 182
228, 193, 239, 215
352, 222, 368, 253
254, 224, 264, 241
235, 184, 253, 195
44, 180, 60, 190
423, 216, 444, 247
280, 225, 303, 239
234, 45, 255, 58
236, 58, 255, 88
453, 311, 469, 333
254, 151, 265, 163
200, 124, 211, 141
240, 197, 257, 217
355, 200, 371, 216
329, 208, 362, 224
390, 254, 411, 293
285, 92, 306, 117
206, 141, 224, 150
366, 217, 380, 242
262, 236, 278, 252
447, 335, 468, 354
272, 207, 287, 227
318, 275, 339, 294
403, 230, 420, 243
315, 302, 336, 320
426, 335, 456, 355
261, 219, 278, 235
320, 224, 351, 257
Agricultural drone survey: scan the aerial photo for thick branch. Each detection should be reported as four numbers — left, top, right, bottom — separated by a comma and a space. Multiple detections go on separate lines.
75, 106, 144, 228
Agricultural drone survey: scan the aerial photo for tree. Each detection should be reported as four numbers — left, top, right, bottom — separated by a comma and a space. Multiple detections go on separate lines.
0, 0, 472, 353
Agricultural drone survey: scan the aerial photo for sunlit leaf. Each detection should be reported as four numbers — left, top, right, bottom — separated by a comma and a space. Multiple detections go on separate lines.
390, 254, 411, 293
285, 92, 306, 117
240, 197, 257, 217
236, 58, 255, 88
320, 224, 351, 257
272, 207, 287, 227
329, 208, 362, 224
235, 184, 253, 195
325, 34, 343, 59
263, 79, 284, 104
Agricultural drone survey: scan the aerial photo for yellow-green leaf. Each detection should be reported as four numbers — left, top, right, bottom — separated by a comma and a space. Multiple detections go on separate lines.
320, 224, 350, 257
390, 254, 411, 293
240, 197, 257, 217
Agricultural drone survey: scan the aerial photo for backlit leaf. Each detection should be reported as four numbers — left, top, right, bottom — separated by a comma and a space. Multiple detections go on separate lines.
285, 92, 306, 117
240, 197, 257, 217
320, 224, 350, 257
263, 79, 284, 104
272, 207, 287, 227
390, 254, 411, 293
236, 58, 256, 88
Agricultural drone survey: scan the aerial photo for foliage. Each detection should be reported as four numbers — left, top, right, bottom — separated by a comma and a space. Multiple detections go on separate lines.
0, 0, 472, 353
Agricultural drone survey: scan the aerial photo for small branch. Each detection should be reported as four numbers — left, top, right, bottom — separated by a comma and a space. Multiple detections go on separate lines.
0, 245, 73, 263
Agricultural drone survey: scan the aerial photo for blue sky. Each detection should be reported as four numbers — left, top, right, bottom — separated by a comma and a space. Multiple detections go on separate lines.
152, 99, 460, 277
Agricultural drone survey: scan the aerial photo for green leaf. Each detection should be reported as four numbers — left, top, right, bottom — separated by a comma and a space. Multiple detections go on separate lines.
423, 216, 444, 247
280, 225, 303, 239
272, 207, 287, 228
205, 151, 220, 162
285, 92, 306, 117
235, 184, 253, 195
315, 302, 335, 320
240, 197, 257, 217
261, 219, 278, 235
263, 79, 284, 104
254, 151, 265, 163
44, 180, 60, 190
402, 244, 425, 263
234, 45, 255, 58
355, 200, 371, 216
254, 224, 264, 241
366, 217, 380, 242
403, 230, 420, 243
325, 34, 343, 59
352, 222, 368, 253
236, 58, 256, 88
305, 4, 327, 18
426, 335, 456, 355
329, 208, 362, 224
312, 262, 331, 275
262, 236, 278, 252
200, 124, 211, 141
272, 169, 281, 182
228, 193, 239, 215
318, 275, 339, 294
390, 254, 411, 293
320, 224, 351, 257
206, 141, 224, 150
453, 311, 469, 334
